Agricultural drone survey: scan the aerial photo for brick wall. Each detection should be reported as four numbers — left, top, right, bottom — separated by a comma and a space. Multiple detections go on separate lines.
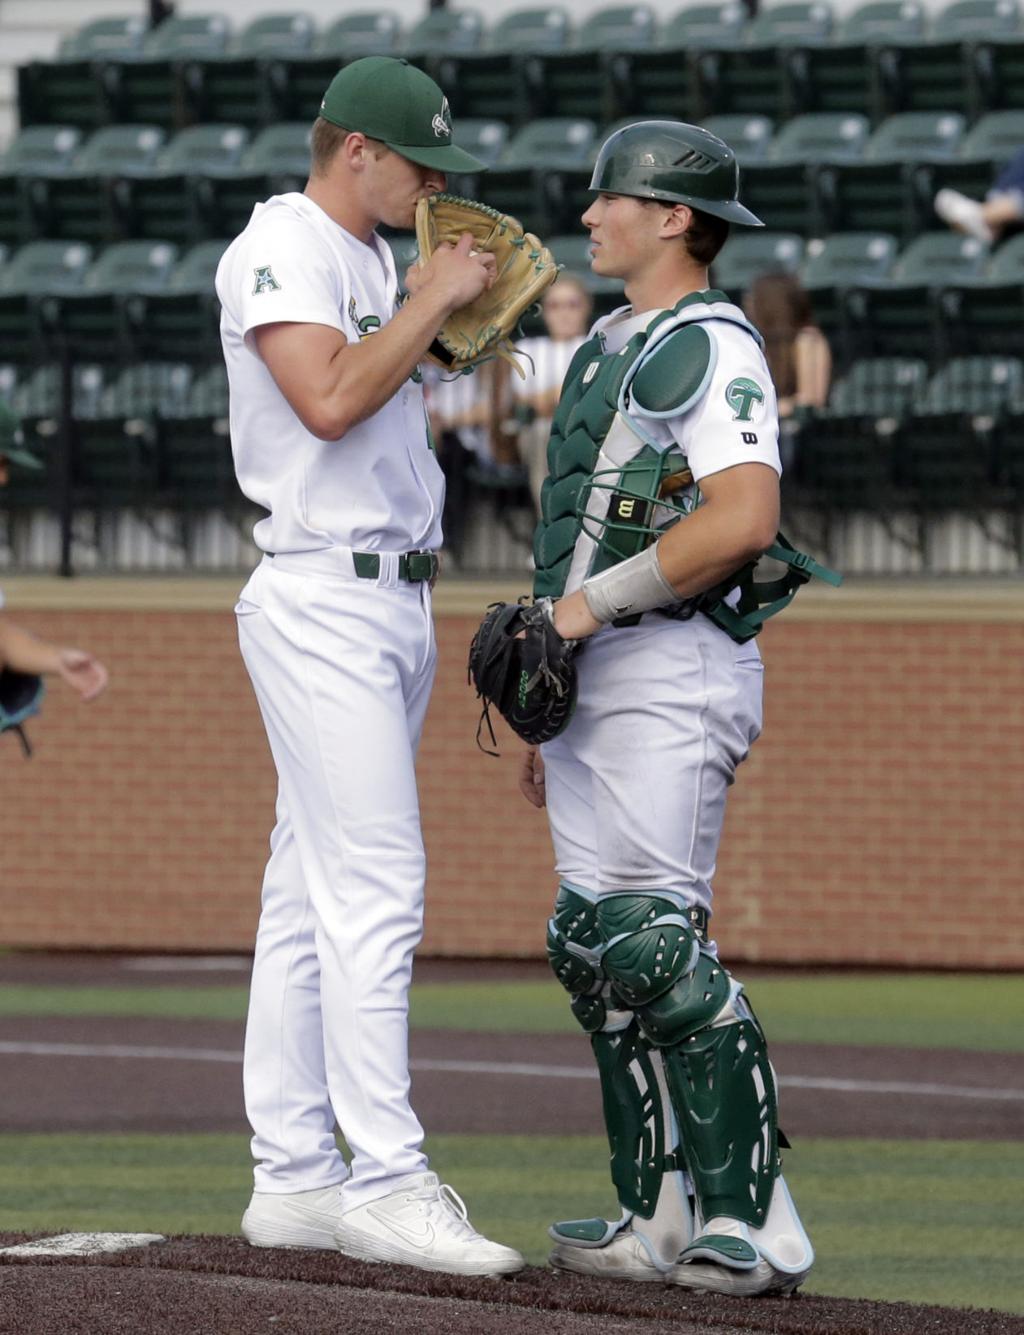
0, 580, 1021, 967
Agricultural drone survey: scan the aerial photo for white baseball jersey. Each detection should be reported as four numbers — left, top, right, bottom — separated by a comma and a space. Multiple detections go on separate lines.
216, 192, 444, 556
593, 304, 782, 483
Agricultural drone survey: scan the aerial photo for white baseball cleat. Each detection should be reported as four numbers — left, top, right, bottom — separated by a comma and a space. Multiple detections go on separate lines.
549, 1226, 665, 1282
668, 1256, 809, 1297
333, 1172, 525, 1277
934, 188, 995, 244
241, 1184, 347, 1249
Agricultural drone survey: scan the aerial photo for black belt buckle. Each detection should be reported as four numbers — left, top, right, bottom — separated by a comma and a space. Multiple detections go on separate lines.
404, 550, 437, 582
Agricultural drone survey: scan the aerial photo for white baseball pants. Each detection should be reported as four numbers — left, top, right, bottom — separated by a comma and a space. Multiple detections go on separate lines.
235, 553, 436, 1208
541, 614, 764, 919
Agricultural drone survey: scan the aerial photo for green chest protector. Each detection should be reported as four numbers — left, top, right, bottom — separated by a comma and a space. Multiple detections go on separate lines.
531, 292, 840, 641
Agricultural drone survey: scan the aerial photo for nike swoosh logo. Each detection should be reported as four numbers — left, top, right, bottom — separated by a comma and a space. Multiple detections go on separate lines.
369, 1209, 435, 1250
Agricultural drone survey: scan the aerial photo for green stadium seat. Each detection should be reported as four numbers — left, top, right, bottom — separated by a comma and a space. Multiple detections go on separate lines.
265, 13, 403, 123
696, 1, 834, 122
0, 126, 83, 246
786, 0, 926, 121
802, 231, 899, 347
39, 240, 179, 361
620, 3, 748, 121
741, 113, 870, 237
196, 124, 311, 239
879, 0, 1020, 117
437, 119, 510, 201
817, 112, 965, 239
921, 354, 1023, 413
794, 412, 898, 512
402, 8, 485, 63
700, 115, 775, 164
938, 234, 1024, 358
12, 363, 107, 419
826, 356, 929, 414
157, 364, 243, 527
105, 14, 233, 130
0, 241, 93, 363
711, 232, 805, 304
486, 119, 598, 234
123, 240, 228, 363
186, 13, 316, 127
844, 231, 987, 361
434, 9, 570, 125
100, 361, 194, 418
520, 5, 658, 122
17, 17, 149, 129
24, 124, 166, 243
972, 29, 1024, 118
112, 124, 249, 242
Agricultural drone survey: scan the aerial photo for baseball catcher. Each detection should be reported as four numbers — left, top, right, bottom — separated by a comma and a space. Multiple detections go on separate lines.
415, 194, 558, 376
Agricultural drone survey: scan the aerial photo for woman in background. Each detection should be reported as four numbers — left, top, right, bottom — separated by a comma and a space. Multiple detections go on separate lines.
744, 272, 831, 419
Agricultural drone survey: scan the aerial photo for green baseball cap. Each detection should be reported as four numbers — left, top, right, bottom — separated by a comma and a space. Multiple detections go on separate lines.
319, 56, 486, 174
0, 399, 42, 470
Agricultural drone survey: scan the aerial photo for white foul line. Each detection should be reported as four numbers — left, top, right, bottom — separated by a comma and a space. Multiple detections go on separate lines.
0, 1040, 1021, 1104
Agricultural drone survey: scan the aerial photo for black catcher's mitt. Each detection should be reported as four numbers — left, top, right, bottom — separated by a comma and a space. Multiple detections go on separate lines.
467, 598, 579, 753
0, 667, 45, 758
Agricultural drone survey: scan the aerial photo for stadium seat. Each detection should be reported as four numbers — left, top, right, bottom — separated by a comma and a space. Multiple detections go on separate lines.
826, 356, 929, 415
402, 8, 485, 61
695, 1, 834, 123
817, 112, 965, 239
39, 240, 179, 361
157, 364, 242, 526
915, 111, 1024, 230
620, 3, 748, 121
123, 240, 228, 363
742, 113, 871, 237
938, 232, 1024, 357
266, 12, 403, 123
710, 232, 805, 303
438, 119, 510, 200
802, 231, 899, 347
0, 126, 83, 246
520, 5, 658, 122
0, 241, 93, 363
24, 124, 166, 243
786, 0, 926, 121
922, 354, 1024, 413
844, 231, 987, 361
794, 412, 898, 512
17, 17, 149, 129
700, 115, 775, 164
972, 29, 1024, 118
486, 119, 598, 235
196, 124, 311, 239
434, 9, 571, 125
104, 14, 233, 130
186, 13, 316, 127
880, 0, 1021, 118
112, 124, 249, 243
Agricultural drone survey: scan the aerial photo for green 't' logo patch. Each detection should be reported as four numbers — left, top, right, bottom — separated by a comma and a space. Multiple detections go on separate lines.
252, 266, 281, 295
725, 377, 765, 422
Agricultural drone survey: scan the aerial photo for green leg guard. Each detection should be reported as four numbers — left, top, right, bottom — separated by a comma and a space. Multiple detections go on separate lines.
546, 883, 694, 1277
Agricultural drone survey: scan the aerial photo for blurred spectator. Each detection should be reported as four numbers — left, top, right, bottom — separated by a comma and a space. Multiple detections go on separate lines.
744, 272, 831, 419
934, 149, 1024, 246
508, 274, 593, 511
424, 360, 514, 562
0, 401, 109, 741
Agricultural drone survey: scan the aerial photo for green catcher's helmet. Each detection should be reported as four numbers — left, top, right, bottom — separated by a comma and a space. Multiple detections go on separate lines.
589, 120, 763, 227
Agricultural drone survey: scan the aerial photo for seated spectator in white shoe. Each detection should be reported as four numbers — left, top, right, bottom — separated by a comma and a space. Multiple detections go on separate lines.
935, 148, 1024, 246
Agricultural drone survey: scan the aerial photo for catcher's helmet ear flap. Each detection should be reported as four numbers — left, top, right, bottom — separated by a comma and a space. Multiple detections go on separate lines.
589, 121, 763, 227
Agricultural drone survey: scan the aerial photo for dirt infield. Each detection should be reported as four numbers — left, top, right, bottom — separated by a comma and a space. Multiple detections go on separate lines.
2, 1235, 1023, 1335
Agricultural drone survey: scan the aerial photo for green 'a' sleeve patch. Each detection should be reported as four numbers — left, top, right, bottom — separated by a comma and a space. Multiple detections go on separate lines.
629, 324, 716, 417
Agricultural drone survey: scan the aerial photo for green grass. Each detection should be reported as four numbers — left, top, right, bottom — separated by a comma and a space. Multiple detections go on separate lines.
1, 974, 1021, 1050
0, 1133, 1021, 1313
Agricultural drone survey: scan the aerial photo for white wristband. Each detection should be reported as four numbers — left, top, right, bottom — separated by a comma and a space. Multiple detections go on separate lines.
582, 543, 678, 624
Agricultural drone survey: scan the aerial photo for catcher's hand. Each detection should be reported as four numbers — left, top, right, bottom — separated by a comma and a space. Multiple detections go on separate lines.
468, 598, 579, 753
416, 194, 558, 377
